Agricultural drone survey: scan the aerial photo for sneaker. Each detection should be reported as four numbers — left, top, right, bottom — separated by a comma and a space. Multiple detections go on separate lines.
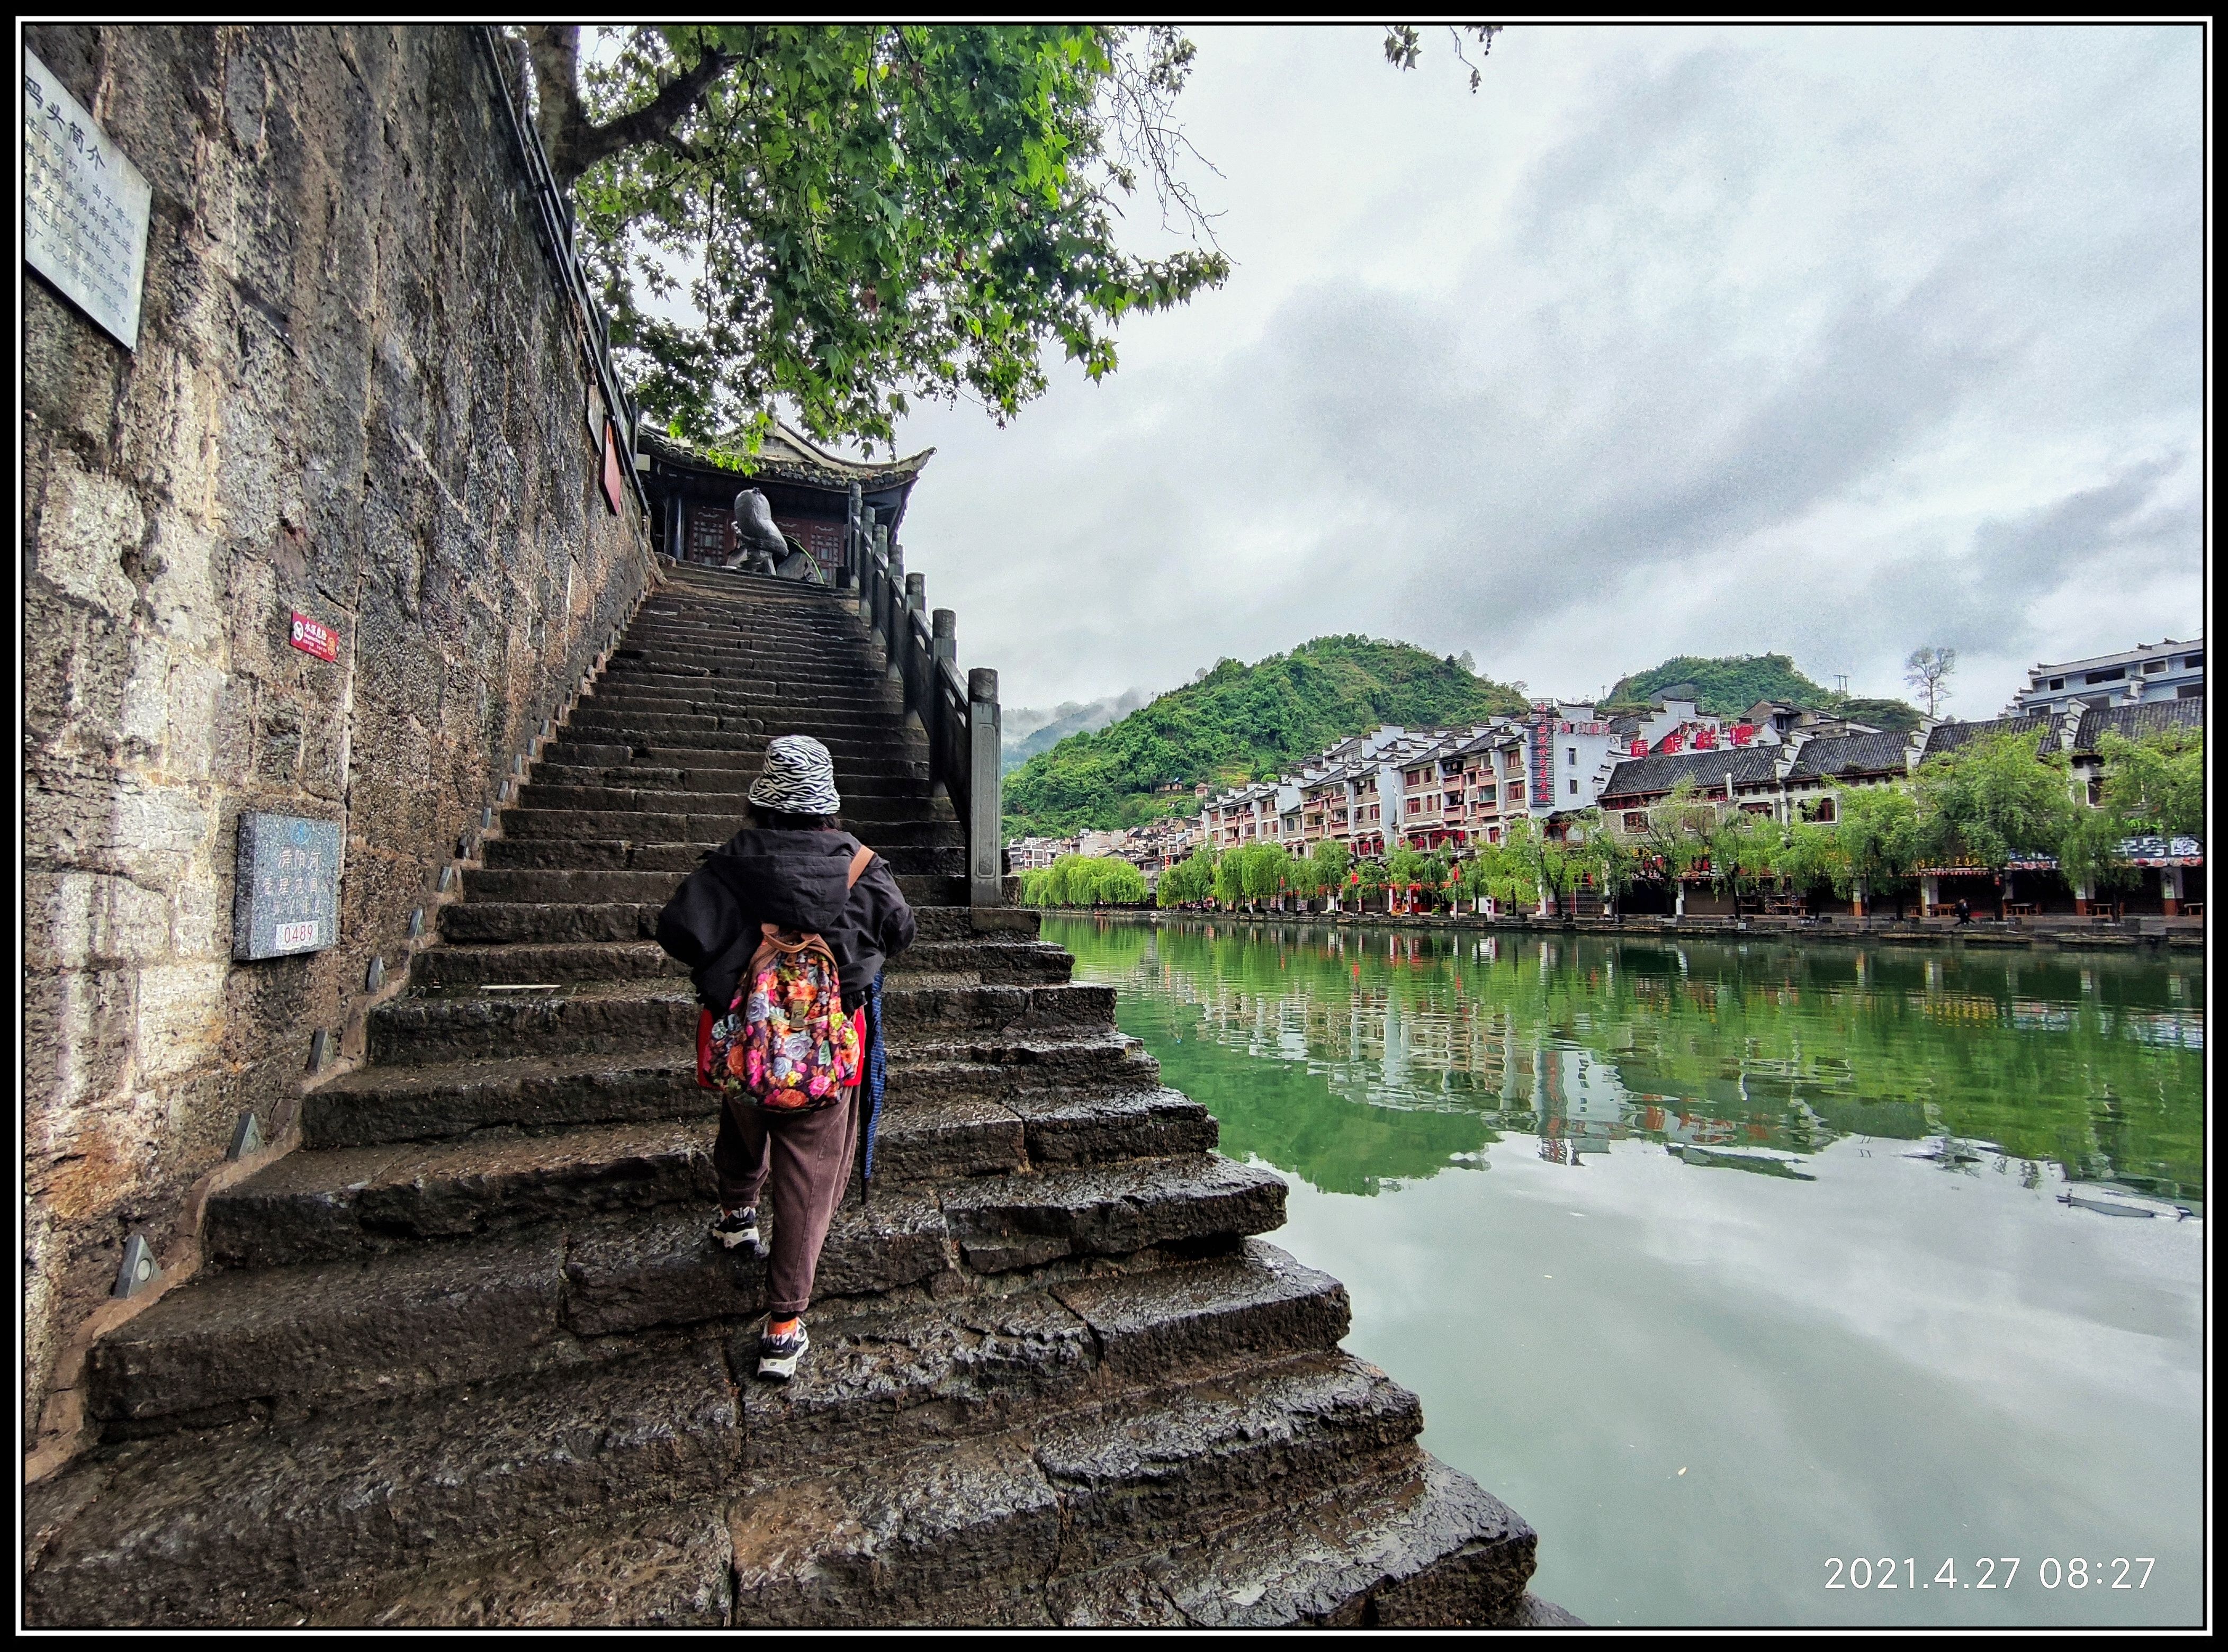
710, 1206, 761, 1254
757, 1319, 809, 1381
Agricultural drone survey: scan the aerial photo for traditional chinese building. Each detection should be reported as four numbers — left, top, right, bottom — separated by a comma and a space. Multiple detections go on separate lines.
637, 420, 932, 576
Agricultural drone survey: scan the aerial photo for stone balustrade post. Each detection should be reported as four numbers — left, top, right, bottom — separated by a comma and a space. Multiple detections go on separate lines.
969, 668, 1004, 908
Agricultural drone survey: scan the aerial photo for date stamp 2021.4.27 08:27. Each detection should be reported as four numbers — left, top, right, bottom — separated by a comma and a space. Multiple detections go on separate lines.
1826, 1557, 2155, 1593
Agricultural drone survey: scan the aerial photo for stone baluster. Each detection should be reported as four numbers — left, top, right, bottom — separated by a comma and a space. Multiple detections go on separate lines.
969, 667, 1004, 908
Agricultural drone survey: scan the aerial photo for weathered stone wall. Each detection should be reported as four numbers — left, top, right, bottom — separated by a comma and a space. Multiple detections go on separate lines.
22, 24, 655, 1440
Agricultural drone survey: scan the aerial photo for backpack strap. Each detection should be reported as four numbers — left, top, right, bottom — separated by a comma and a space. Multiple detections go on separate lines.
846, 846, 875, 888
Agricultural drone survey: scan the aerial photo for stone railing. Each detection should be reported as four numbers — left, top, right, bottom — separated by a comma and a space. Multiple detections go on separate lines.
854, 524, 1003, 906
474, 25, 650, 520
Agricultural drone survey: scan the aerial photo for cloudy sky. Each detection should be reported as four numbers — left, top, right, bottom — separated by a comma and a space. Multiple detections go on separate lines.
874, 25, 2204, 717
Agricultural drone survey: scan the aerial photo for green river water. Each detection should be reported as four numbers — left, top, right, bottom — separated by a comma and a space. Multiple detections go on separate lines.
1043, 915, 2205, 1628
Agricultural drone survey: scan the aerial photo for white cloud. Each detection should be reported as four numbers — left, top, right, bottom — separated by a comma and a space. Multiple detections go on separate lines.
882, 25, 2203, 714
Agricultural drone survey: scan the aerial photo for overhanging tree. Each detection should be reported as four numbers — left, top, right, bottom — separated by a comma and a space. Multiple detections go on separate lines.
518, 25, 1231, 447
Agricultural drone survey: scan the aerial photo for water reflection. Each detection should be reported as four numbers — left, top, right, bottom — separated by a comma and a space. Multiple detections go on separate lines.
1050, 914, 2205, 1627
1057, 917, 2204, 1208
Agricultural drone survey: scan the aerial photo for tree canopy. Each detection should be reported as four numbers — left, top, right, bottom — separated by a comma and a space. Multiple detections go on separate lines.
518, 25, 1229, 449
1018, 852, 1148, 906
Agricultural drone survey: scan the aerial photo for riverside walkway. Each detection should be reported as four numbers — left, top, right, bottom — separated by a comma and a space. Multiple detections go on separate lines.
26, 563, 1560, 1627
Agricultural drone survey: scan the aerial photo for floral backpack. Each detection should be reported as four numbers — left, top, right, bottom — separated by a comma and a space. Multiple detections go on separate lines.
697, 847, 870, 1111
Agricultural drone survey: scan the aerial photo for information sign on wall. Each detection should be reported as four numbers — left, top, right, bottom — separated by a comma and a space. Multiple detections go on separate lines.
289, 612, 339, 661
23, 48, 152, 349
233, 813, 343, 960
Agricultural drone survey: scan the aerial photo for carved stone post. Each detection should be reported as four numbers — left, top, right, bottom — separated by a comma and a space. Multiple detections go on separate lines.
969, 668, 1004, 908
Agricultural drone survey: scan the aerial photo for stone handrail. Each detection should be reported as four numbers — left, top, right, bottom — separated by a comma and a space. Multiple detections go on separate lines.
473, 25, 651, 520
855, 525, 1002, 905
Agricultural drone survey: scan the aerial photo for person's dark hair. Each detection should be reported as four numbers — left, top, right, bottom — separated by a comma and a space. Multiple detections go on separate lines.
750, 805, 840, 832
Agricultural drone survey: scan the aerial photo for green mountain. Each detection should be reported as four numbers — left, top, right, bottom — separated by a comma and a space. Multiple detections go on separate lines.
1604, 653, 1923, 733
1605, 653, 1840, 715
1003, 636, 1530, 838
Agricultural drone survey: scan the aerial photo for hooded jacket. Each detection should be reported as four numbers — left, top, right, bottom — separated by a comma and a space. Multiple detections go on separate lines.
655, 828, 915, 1013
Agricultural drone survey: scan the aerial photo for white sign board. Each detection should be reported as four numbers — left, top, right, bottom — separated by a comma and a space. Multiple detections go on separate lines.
23, 46, 151, 349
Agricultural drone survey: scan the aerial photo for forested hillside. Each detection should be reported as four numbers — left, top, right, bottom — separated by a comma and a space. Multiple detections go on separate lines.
1606, 653, 1922, 732
1003, 636, 1529, 838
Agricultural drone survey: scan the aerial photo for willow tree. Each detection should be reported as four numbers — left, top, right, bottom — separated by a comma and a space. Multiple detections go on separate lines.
515, 25, 1230, 447
1911, 730, 2072, 873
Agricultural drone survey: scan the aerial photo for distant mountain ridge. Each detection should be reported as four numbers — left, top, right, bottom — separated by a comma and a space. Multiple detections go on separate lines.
1606, 653, 1922, 734
1002, 636, 1530, 838
1001, 689, 1153, 774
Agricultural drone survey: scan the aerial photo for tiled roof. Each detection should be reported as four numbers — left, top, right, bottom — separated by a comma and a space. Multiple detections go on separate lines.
642, 421, 933, 489
1784, 731, 1910, 782
1922, 713, 2061, 758
1600, 747, 1781, 803
2070, 695, 2203, 753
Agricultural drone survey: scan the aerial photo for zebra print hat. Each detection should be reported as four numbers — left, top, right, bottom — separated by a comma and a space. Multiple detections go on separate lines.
747, 734, 842, 816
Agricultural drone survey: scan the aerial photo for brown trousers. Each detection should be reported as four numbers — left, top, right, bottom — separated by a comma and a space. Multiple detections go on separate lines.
712, 1088, 860, 1316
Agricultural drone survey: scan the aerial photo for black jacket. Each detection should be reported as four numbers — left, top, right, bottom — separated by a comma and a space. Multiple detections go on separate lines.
655, 828, 916, 1013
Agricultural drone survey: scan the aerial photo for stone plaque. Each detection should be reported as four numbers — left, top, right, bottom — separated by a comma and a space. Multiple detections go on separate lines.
23, 47, 152, 349
233, 812, 343, 960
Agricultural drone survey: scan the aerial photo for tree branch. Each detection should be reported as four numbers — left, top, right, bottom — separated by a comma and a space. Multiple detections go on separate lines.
526, 24, 734, 188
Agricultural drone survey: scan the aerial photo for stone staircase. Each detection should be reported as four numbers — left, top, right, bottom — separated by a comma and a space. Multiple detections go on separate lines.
24, 564, 1557, 1628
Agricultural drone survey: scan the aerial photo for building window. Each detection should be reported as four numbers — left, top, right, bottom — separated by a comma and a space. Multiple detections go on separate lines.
2048, 678, 2064, 690
2084, 667, 2125, 685
2185, 653, 2203, 670
1568, 777, 1579, 795
2178, 683, 2203, 699
1623, 811, 1649, 833
2143, 658, 2167, 673
1566, 748, 1576, 765
2087, 777, 2105, 807
1406, 798, 1421, 814
1800, 797, 1837, 824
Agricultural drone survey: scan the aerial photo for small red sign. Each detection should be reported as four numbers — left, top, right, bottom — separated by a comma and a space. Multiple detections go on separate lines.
289, 613, 338, 661
601, 420, 624, 516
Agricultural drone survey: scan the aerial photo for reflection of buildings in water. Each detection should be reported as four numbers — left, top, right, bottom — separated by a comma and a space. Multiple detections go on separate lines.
1130, 948, 1847, 1164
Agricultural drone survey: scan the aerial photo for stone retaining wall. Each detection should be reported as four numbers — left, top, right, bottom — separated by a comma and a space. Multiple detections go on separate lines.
23, 24, 655, 1441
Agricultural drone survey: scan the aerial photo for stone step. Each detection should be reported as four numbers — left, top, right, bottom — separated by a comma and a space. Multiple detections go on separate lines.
496, 806, 954, 844
29, 1339, 743, 1627
599, 663, 896, 694
205, 1101, 1263, 1271
578, 699, 912, 734
304, 1019, 1194, 1153
298, 1451, 1546, 1629
408, 936, 1071, 989
888, 1029, 1162, 1099
722, 1353, 1423, 1625
436, 883, 980, 947
592, 674, 900, 704
1047, 1452, 1539, 1628
87, 1235, 1329, 1449
366, 976, 1112, 1066
510, 785, 933, 821
550, 725, 926, 758
528, 764, 927, 797
913, 906, 1041, 941
519, 1152, 1282, 1339
475, 839, 965, 876
564, 706, 921, 740
545, 741, 929, 778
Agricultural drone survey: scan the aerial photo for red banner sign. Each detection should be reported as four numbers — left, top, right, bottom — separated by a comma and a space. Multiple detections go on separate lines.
289, 613, 338, 661
601, 420, 625, 516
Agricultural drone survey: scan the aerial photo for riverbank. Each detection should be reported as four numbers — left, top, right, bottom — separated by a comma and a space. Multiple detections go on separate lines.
1026, 904, 2205, 953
